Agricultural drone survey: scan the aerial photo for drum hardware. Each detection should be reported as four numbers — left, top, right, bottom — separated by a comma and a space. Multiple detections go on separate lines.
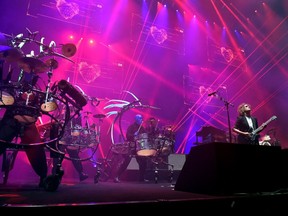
34, 39, 75, 63
86, 96, 100, 107
0, 33, 24, 63
21, 91, 35, 105
155, 136, 174, 156
41, 84, 58, 112
48, 51, 75, 63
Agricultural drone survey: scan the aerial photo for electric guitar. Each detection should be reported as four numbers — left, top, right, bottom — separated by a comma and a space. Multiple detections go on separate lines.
250, 115, 277, 143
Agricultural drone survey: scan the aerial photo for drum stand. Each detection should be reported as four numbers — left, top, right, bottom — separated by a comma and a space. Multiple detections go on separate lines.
86, 114, 107, 183
91, 146, 121, 183
150, 152, 174, 184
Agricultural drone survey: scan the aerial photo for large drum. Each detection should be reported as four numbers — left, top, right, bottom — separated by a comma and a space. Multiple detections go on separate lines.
135, 133, 157, 157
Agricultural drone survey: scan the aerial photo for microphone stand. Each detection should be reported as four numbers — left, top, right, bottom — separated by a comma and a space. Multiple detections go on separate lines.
214, 93, 234, 144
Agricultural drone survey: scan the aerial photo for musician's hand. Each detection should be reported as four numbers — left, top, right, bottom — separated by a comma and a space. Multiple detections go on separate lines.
243, 132, 251, 137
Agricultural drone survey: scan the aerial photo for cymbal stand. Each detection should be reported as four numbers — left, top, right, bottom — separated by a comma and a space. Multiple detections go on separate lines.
42, 66, 53, 110
151, 144, 174, 184
89, 116, 105, 183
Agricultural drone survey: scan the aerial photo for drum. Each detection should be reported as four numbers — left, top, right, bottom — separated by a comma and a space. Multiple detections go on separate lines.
135, 133, 157, 157
12, 89, 42, 124
0, 91, 15, 105
111, 142, 130, 155
82, 128, 97, 144
41, 100, 58, 112
155, 135, 174, 156
71, 124, 82, 136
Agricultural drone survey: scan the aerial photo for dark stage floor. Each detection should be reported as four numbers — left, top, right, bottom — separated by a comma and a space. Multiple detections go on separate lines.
1, 177, 288, 214
2, 146, 288, 213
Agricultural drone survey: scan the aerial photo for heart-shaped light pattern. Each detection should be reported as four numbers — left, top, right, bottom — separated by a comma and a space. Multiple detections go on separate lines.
78, 62, 101, 83
56, 0, 80, 20
220, 47, 234, 62
150, 26, 168, 44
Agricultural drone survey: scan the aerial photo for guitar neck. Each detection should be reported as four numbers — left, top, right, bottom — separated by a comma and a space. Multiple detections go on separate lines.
252, 116, 277, 134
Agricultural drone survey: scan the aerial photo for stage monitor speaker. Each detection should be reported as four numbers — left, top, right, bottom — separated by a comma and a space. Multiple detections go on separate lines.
174, 142, 285, 195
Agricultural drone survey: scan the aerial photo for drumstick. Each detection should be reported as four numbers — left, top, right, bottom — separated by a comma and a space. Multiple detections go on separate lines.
135, 121, 143, 135
155, 119, 160, 131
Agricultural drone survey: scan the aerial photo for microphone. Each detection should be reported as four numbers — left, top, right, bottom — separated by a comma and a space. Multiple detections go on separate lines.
208, 91, 217, 96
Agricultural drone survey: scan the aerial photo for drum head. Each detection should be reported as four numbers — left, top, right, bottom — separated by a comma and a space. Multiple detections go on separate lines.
0, 91, 14, 105
136, 133, 157, 156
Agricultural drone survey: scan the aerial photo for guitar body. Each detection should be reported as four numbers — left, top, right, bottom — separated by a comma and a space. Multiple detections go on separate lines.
249, 115, 277, 145
249, 133, 261, 145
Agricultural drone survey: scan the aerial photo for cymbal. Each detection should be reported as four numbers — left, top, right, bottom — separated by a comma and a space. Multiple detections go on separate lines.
62, 43, 76, 57
45, 58, 58, 69
0, 47, 24, 62
18, 57, 48, 73
93, 114, 106, 118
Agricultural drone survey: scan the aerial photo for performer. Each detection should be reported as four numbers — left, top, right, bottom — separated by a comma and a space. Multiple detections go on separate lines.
113, 114, 149, 183
146, 117, 160, 142
233, 103, 265, 145
51, 105, 89, 182
0, 71, 48, 187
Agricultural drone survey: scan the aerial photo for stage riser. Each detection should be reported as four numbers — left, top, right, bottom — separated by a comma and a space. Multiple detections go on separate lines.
175, 142, 288, 195
122, 154, 186, 182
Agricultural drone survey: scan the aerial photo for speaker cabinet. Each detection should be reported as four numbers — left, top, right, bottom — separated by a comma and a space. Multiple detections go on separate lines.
175, 142, 286, 195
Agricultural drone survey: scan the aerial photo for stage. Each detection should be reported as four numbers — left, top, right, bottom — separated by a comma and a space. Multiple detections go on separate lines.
1, 175, 288, 213
2, 145, 288, 213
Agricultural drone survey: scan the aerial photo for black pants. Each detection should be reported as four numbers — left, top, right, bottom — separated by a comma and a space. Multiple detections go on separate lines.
115, 154, 148, 181
49, 123, 83, 175
0, 117, 47, 179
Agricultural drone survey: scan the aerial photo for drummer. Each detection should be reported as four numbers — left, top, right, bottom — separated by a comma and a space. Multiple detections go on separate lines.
113, 114, 149, 183
146, 117, 160, 141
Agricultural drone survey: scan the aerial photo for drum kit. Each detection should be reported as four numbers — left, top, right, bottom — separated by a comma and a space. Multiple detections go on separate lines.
135, 129, 175, 157
0, 29, 86, 148
111, 126, 175, 158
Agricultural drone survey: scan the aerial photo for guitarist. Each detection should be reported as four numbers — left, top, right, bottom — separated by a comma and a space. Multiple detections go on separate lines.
233, 103, 266, 145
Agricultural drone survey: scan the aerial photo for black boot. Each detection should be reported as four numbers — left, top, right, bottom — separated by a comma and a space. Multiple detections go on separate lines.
79, 172, 88, 181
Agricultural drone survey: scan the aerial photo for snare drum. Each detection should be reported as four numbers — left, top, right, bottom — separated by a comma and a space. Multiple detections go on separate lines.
135, 133, 157, 156
71, 124, 82, 136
